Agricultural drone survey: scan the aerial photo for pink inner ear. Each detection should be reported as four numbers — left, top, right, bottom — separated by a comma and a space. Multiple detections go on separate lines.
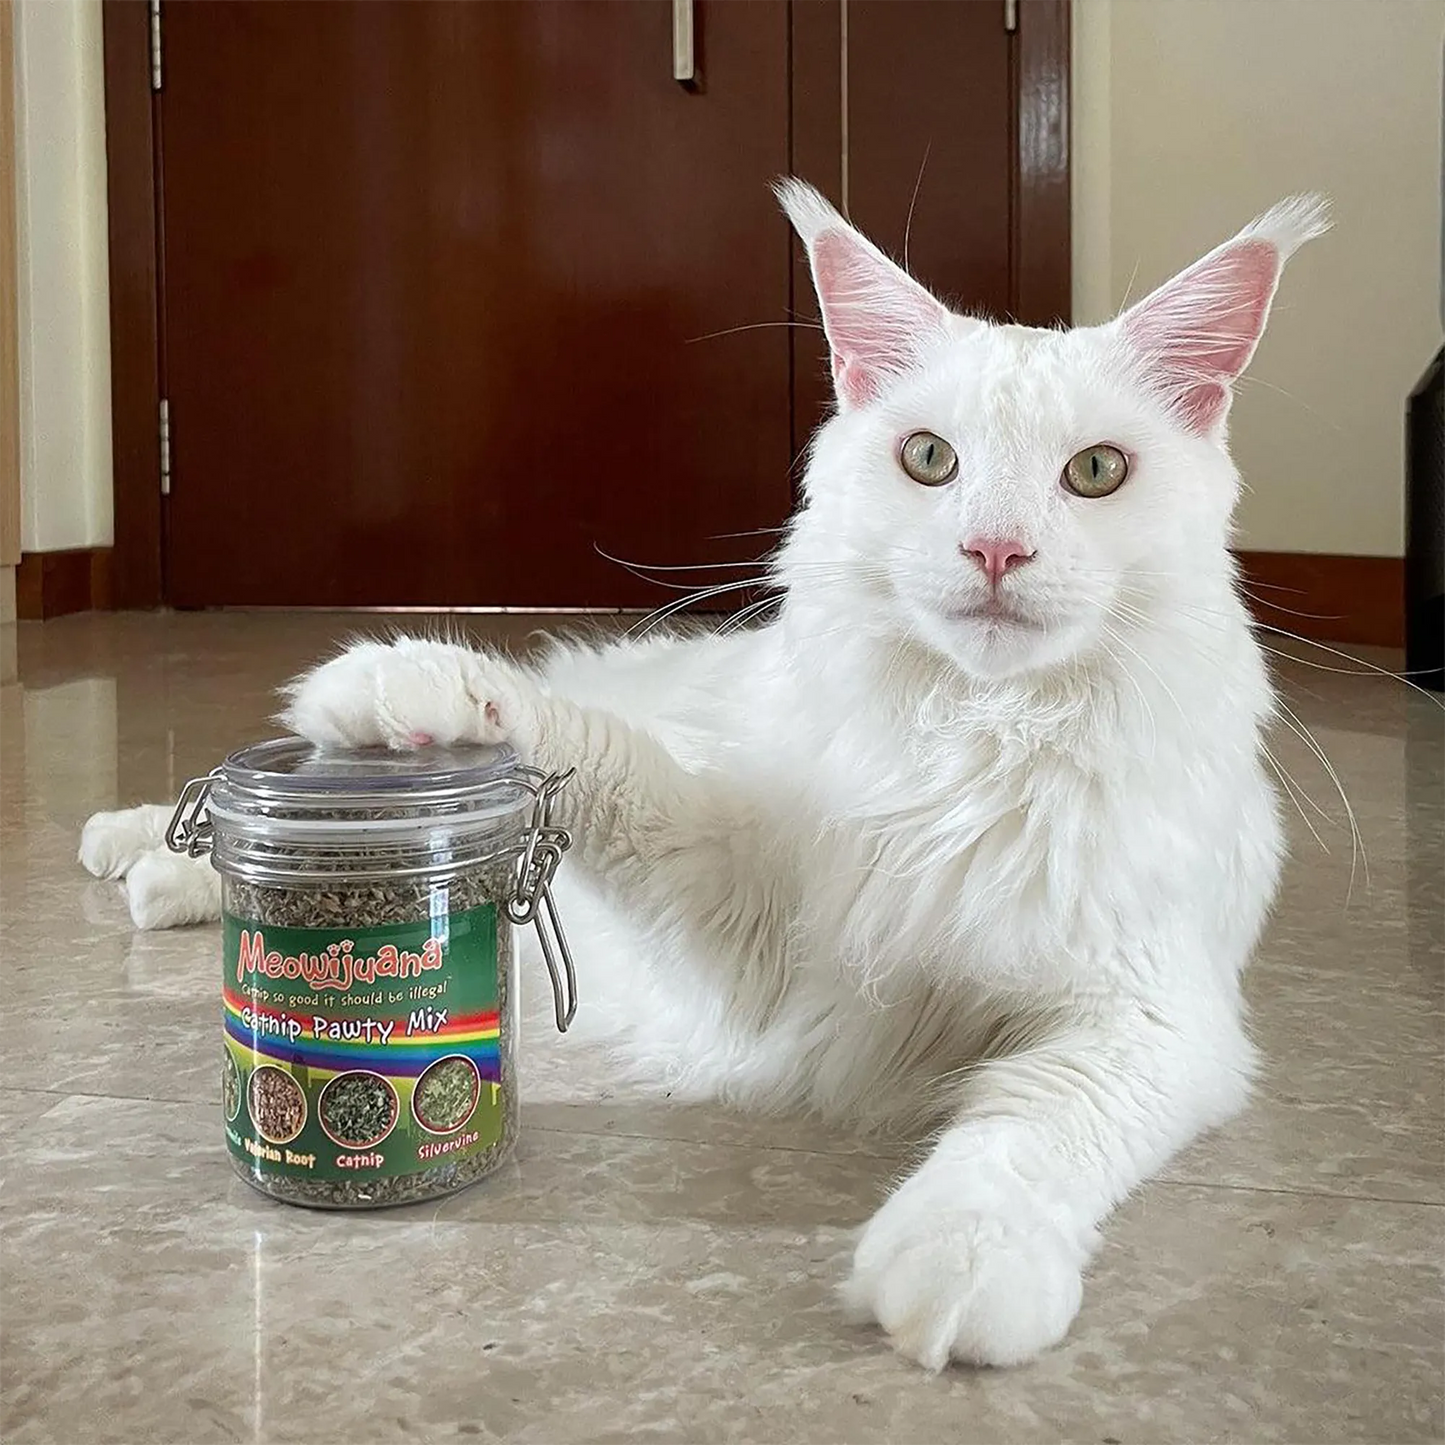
812, 231, 946, 409
1174, 381, 1230, 433
1125, 239, 1280, 433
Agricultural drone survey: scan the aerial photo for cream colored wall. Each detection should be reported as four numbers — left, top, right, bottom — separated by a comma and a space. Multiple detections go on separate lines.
1, 0, 20, 590
1071, 0, 1113, 334
1072, 0, 1444, 557
13, 0, 112, 554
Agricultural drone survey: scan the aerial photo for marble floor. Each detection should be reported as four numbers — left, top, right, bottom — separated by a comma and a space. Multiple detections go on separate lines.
0, 610, 1441, 1445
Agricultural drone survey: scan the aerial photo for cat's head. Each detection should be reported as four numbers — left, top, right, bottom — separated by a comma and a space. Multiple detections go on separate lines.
776, 180, 1328, 681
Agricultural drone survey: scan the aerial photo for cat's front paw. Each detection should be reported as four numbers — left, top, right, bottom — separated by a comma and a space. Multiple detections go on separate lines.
843, 1171, 1087, 1370
280, 639, 532, 753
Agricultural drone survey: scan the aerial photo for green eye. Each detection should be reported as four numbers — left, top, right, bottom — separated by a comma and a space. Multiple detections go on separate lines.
1063, 444, 1129, 498
899, 431, 958, 487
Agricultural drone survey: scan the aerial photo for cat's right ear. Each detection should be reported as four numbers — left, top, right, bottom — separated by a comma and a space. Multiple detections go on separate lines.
1117, 195, 1330, 436
775, 178, 951, 410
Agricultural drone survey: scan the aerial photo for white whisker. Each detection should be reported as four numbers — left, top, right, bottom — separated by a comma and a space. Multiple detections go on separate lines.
1270, 697, 1367, 901
629, 579, 769, 639
903, 141, 932, 274
684, 319, 824, 344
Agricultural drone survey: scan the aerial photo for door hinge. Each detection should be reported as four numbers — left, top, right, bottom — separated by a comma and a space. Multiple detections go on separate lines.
159, 399, 171, 496
149, 0, 163, 92
1004, 0, 1018, 33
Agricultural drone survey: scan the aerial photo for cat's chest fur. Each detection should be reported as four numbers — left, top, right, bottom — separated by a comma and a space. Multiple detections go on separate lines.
756, 640, 1280, 997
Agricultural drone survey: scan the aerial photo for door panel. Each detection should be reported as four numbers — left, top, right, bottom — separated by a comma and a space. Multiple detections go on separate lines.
161, 1, 793, 607
846, 2, 1013, 315
789, 0, 1017, 463
151, 0, 1028, 609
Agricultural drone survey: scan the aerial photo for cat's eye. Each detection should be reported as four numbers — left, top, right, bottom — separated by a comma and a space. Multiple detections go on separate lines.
899, 431, 958, 487
1063, 444, 1129, 498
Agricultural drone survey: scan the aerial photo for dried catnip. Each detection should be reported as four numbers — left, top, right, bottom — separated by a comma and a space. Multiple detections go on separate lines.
173, 739, 576, 1211
319, 1072, 398, 1148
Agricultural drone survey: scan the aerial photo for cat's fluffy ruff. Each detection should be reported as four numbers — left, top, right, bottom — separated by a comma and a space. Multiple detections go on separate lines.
81, 183, 1328, 1371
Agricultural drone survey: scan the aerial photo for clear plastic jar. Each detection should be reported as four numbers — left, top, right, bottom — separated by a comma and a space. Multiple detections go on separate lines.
170, 739, 575, 1210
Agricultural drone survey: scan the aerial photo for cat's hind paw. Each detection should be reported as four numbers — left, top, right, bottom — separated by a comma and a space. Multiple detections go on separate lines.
280, 638, 528, 753
124, 847, 223, 930
79, 805, 177, 880
843, 1172, 1087, 1370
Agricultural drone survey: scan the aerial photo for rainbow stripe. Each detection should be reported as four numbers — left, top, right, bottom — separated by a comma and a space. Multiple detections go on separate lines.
222, 988, 500, 1082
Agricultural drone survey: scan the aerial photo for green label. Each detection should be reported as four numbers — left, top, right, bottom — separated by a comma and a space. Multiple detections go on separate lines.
222, 904, 502, 1181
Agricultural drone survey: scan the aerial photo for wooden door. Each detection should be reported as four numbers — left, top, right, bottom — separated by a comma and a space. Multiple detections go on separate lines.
108, 0, 1064, 609
790, 0, 1026, 452
160, 0, 793, 608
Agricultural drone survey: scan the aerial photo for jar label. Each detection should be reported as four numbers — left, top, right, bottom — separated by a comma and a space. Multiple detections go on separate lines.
222, 903, 504, 1184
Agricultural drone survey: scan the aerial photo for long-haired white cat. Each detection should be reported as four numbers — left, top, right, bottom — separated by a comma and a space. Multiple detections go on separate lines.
82, 181, 1327, 1369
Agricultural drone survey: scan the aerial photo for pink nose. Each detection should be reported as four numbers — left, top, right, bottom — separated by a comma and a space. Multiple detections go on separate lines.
962, 537, 1035, 588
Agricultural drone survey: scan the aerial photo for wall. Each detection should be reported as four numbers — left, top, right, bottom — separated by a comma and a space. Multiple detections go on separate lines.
1072, 0, 1444, 558
13, 0, 112, 555
1, 0, 19, 622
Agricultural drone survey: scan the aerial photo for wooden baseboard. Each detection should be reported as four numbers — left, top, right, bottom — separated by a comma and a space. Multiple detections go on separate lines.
1233, 550, 1404, 649
15, 547, 115, 620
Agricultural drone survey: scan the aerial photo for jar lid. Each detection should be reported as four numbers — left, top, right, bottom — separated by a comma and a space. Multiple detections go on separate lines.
202, 738, 534, 868
219, 737, 522, 804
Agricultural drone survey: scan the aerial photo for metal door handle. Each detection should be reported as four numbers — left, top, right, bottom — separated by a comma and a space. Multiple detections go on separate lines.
672, 0, 695, 83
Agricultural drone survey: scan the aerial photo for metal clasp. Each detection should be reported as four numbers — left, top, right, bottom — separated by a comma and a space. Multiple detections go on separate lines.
508, 768, 578, 1034
167, 771, 220, 857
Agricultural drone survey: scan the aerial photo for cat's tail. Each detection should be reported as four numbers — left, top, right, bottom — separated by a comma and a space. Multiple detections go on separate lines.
79, 804, 222, 930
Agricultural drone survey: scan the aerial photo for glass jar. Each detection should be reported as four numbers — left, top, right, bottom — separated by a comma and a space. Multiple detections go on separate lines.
168, 739, 575, 1209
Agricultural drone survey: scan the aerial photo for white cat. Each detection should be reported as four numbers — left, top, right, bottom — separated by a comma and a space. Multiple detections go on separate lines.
82, 180, 1327, 1369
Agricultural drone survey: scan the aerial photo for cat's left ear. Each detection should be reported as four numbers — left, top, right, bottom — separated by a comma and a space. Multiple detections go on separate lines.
775, 178, 952, 410
1118, 195, 1330, 435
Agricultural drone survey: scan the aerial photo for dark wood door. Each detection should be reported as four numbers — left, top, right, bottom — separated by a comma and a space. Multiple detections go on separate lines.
128, 0, 1049, 609
790, 0, 1022, 455
160, 0, 794, 608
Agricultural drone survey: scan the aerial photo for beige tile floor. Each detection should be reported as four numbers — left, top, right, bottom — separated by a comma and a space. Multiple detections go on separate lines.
0, 611, 1441, 1445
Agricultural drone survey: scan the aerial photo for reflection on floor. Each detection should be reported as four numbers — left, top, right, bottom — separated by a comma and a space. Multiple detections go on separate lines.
1, 611, 1441, 1443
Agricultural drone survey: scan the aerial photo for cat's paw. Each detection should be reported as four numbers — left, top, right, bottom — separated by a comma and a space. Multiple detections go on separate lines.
79, 805, 177, 880
843, 1170, 1087, 1370
280, 639, 532, 753
124, 847, 223, 930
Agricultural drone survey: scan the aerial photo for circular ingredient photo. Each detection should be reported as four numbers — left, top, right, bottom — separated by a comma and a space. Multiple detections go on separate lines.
222, 1050, 241, 1123
248, 1064, 307, 1144
412, 1055, 481, 1135
318, 1070, 399, 1150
